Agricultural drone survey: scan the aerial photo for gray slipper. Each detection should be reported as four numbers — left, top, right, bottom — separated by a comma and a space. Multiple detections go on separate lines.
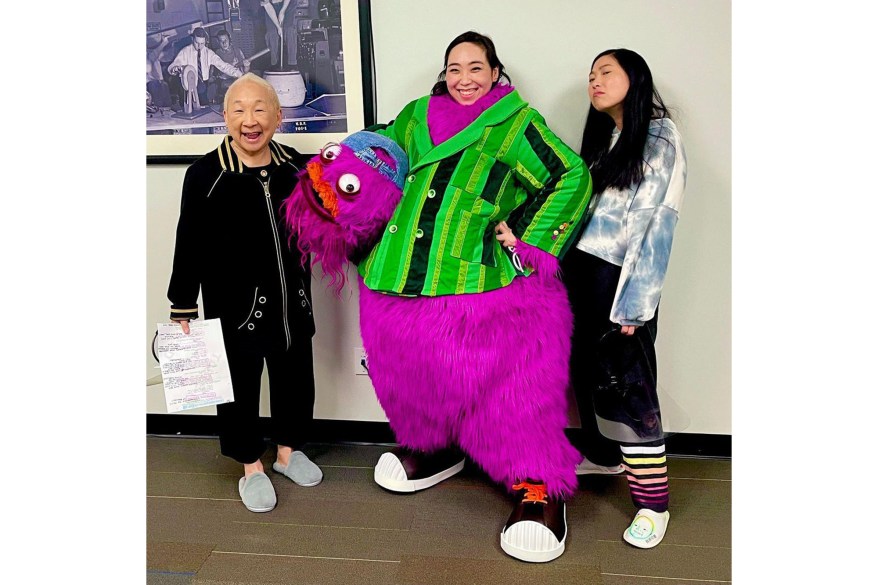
272, 451, 323, 487
238, 471, 276, 512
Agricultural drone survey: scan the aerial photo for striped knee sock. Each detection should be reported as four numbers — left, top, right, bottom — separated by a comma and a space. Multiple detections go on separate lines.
620, 442, 669, 512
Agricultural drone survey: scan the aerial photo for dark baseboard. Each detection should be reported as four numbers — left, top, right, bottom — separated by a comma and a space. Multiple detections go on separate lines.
147, 414, 730, 458
662, 432, 730, 458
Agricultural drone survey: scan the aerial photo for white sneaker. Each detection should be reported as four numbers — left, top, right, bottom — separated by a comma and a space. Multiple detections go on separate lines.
623, 508, 670, 549
575, 455, 624, 475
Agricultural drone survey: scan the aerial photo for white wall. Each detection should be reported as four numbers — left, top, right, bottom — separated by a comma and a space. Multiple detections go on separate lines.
147, 0, 731, 435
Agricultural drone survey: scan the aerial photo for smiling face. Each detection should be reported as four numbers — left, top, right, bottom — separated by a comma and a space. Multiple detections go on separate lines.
223, 79, 282, 166
444, 42, 499, 106
627, 514, 656, 539
588, 54, 630, 126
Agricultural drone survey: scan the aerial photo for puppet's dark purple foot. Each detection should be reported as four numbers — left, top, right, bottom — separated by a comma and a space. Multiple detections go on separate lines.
373, 447, 464, 493
500, 481, 567, 563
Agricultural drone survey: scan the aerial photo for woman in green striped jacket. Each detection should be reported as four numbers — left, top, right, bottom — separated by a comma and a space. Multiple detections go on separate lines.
344, 31, 591, 562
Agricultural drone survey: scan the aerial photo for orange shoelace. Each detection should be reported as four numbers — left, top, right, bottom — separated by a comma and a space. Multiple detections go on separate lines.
512, 481, 548, 504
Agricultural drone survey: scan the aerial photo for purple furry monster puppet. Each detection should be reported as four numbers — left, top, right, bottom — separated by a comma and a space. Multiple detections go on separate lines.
282, 131, 581, 563
281, 135, 404, 295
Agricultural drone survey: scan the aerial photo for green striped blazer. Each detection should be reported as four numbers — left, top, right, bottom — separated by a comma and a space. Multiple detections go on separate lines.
358, 90, 592, 296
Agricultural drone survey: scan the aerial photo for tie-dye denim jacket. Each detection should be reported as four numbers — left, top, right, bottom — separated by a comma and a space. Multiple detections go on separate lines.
575, 118, 687, 326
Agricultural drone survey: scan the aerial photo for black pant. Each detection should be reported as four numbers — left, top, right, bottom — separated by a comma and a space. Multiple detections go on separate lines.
217, 335, 315, 464
562, 249, 658, 466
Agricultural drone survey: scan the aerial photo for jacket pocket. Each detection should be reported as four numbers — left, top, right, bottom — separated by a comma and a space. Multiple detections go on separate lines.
447, 151, 508, 268
450, 209, 497, 267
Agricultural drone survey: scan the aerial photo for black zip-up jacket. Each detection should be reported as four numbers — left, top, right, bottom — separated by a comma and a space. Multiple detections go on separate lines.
168, 136, 315, 351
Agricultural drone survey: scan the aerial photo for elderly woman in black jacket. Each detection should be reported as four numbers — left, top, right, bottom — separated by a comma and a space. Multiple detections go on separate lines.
168, 73, 322, 513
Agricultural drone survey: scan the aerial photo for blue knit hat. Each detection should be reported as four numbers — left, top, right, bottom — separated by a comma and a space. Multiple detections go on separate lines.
340, 131, 409, 189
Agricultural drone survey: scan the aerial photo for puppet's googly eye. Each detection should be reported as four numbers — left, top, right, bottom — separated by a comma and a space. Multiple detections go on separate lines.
337, 173, 361, 195
320, 143, 342, 163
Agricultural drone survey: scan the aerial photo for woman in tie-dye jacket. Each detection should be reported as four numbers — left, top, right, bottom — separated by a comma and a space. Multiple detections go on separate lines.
563, 48, 688, 550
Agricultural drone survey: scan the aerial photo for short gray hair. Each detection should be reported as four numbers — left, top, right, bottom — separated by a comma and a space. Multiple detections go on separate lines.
223, 73, 281, 112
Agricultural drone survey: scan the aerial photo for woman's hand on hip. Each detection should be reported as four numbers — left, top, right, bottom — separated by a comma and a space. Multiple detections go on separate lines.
494, 221, 518, 248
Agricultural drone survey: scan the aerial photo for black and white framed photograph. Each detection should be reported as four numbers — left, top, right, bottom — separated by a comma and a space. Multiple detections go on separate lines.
146, 0, 373, 160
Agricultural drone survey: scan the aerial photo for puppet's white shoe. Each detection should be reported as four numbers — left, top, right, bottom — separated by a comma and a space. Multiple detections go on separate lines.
374, 448, 464, 492
500, 482, 566, 563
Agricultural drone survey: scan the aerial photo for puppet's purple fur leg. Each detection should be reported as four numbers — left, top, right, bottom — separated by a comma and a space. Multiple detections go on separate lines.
358, 280, 456, 452
358, 276, 581, 499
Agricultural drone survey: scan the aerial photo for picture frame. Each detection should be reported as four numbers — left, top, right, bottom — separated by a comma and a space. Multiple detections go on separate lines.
146, 0, 375, 164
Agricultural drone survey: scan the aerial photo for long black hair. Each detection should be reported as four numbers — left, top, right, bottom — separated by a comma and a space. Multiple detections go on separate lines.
430, 31, 512, 96
580, 49, 669, 194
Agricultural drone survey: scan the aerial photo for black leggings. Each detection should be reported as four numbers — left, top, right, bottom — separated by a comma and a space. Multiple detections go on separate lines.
561, 249, 658, 467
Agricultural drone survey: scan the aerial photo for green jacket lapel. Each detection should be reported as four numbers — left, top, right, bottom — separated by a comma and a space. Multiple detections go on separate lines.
409, 90, 528, 172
